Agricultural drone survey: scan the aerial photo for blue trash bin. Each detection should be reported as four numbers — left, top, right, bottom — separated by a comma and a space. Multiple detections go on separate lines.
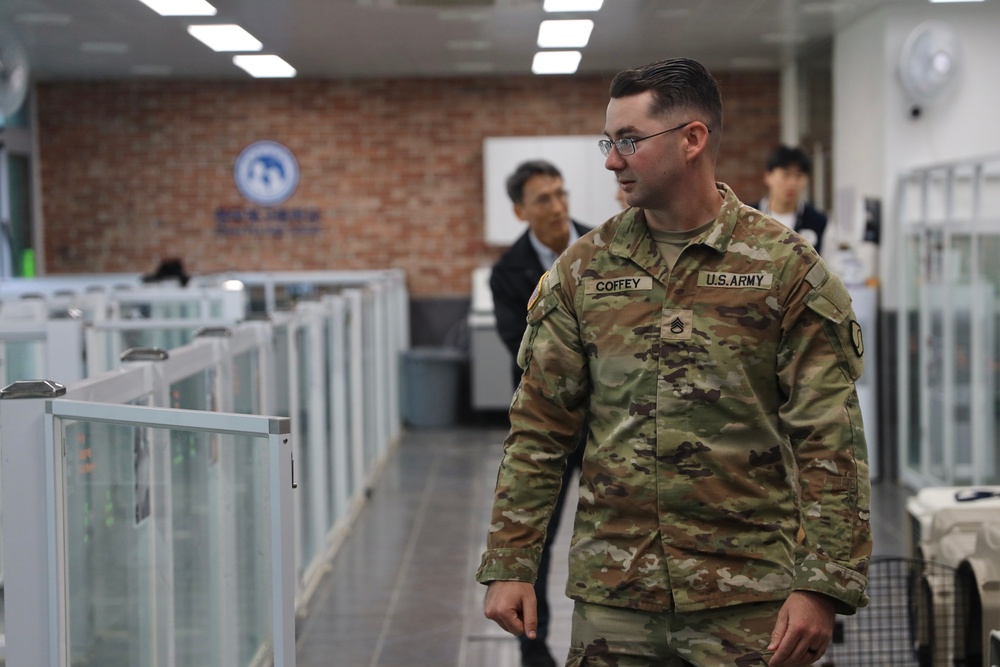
401, 347, 466, 427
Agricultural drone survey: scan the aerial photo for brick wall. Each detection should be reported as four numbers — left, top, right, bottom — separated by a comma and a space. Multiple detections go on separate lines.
36, 71, 779, 297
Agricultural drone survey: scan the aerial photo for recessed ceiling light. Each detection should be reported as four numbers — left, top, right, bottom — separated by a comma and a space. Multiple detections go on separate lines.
531, 51, 582, 75
136, 0, 217, 16
538, 19, 594, 48
543, 0, 603, 11
188, 24, 263, 52
81, 42, 130, 54
233, 55, 296, 78
929, 0, 984, 3
14, 13, 72, 26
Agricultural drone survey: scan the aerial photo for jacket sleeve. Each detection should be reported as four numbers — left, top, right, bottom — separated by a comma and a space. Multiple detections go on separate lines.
476, 268, 589, 584
490, 265, 532, 358
776, 261, 872, 614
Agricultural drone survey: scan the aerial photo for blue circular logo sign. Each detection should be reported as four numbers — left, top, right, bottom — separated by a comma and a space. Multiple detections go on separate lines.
233, 140, 300, 206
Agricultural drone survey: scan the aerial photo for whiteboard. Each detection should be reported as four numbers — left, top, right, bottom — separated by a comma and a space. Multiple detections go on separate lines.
483, 136, 625, 245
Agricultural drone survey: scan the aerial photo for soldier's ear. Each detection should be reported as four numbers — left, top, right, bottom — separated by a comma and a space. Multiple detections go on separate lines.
684, 122, 712, 161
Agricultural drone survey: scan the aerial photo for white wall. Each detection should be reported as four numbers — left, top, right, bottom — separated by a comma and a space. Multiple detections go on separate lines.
483, 136, 624, 246
833, 1, 1000, 307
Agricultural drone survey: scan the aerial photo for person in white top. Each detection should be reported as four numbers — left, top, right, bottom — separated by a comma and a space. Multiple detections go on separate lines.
752, 145, 829, 254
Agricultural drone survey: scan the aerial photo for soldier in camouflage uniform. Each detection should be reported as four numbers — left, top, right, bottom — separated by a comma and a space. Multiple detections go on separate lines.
477, 58, 872, 667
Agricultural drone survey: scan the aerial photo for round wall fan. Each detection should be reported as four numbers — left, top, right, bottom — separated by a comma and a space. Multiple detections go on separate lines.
0, 24, 30, 124
898, 20, 962, 118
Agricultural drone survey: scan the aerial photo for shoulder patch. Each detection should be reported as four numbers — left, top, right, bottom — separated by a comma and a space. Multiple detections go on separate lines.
850, 320, 864, 357
805, 263, 828, 288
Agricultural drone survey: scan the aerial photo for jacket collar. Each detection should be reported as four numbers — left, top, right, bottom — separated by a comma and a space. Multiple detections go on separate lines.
607, 182, 741, 265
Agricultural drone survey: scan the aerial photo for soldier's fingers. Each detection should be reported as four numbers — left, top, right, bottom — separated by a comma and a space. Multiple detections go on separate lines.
495, 605, 525, 637
483, 586, 524, 637
767, 606, 789, 651
521, 596, 538, 640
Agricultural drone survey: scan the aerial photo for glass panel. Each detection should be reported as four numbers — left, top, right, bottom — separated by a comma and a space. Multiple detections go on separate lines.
233, 349, 260, 415
147, 301, 199, 319
58, 419, 273, 667
1, 340, 46, 384
978, 235, 1000, 484
170, 369, 215, 411
246, 284, 268, 315
903, 232, 922, 473
925, 229, 947, 481
275, 283, 316, 311
950, 234, 975, 482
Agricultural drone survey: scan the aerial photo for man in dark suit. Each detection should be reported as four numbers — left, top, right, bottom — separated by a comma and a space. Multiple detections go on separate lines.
489, 160, 589, 667
752, 145, 829, 254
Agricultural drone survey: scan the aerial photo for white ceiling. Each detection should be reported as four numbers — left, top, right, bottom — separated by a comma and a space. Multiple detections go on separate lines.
1, 0, 907, 81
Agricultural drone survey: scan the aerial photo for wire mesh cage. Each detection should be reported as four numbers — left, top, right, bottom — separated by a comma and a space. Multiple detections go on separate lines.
822, 557, 962, 667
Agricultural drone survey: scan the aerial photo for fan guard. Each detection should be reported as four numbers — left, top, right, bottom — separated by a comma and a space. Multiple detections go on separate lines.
898, 21, 961, 117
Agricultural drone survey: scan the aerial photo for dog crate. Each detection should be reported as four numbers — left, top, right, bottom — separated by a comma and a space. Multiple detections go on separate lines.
906, 487, 1000, 563
901, 487, 1000, 667
823, 557, 959, 667
955, 520, 1000, 667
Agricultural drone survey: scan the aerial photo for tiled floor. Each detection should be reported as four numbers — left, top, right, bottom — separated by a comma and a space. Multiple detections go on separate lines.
294, 422, 911, 667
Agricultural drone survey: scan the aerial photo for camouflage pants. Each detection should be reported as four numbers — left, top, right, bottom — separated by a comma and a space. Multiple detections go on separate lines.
564, 600, 785, 667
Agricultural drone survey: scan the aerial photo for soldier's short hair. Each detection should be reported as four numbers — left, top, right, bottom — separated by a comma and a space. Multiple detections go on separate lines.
506, 160, 563, 205
609, 57, 723, 138
765, 145, 812, 175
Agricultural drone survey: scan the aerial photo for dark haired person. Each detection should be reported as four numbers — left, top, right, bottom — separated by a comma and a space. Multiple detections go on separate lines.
478, 58, 871, 667
489, 159, 590, 667
753, 145, 829, 254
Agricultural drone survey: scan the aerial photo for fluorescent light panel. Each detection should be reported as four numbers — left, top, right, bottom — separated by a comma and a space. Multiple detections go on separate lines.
543, 0, 603, 11
137, 0, 217, 16
188, 24, 262, 52
233, 55, 296, 78
537, 19, 594, 48
929, 0, 984, 3
532, 51, 581, 75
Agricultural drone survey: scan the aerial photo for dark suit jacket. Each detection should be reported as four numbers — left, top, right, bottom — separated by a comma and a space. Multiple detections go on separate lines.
490, 221, 591, 386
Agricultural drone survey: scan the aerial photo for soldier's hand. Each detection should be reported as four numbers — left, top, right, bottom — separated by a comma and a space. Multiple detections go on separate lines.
483, 580, 538, 639
767, 591, 835, 666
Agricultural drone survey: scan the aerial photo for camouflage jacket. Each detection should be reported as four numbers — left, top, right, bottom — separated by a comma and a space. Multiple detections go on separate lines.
476, 183, 872, 614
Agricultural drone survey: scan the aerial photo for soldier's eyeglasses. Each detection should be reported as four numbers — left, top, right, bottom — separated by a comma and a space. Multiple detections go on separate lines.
598, 121, 710, 157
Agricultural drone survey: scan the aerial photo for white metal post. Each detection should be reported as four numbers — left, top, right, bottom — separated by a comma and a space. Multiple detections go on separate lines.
0, 380, 67, 667
345, 290, 366, 496
270, 424, 295, 667
327, 296, 350, 525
